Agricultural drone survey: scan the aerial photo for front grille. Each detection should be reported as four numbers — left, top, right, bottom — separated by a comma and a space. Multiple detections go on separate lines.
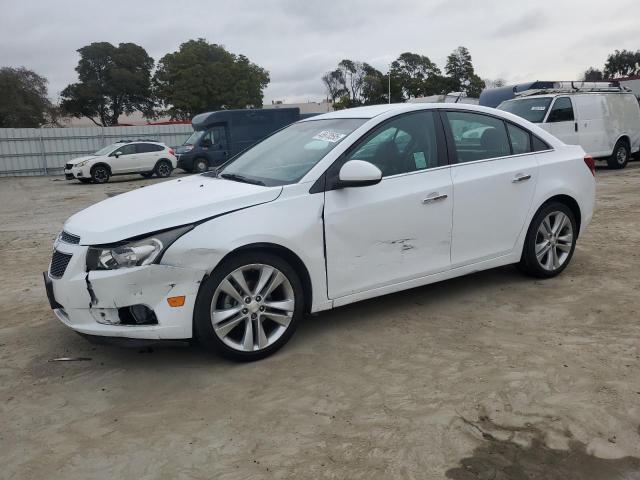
65, 163, 73, 170
60, 231, 80, 244
49, 251, 72, 279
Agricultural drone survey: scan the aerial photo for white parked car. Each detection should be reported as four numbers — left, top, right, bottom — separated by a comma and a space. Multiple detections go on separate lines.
498, 89, 640, 169
64, 140, 177, 183
45, 104, 596, 361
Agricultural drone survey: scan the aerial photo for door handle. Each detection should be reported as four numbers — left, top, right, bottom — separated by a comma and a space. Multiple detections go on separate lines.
422, 193, 448, 204
512, 173, 532, 183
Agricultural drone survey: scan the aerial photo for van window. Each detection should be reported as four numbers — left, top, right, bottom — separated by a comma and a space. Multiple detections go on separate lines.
347, 111, 440, 176
445, 111, 511, 162
507, 123, 531, 155
497, 97, 552, 123
547, 97, 574, 123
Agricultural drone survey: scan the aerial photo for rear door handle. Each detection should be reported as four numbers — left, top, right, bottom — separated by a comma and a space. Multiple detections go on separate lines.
512, 174, 532, 183
422, 193, 448, 204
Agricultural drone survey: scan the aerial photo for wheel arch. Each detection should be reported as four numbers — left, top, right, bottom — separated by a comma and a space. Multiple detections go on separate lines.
534, 194, 582, 235
154, 158, 174, 169
90, 162, 112, 175
205, 242, 313, 314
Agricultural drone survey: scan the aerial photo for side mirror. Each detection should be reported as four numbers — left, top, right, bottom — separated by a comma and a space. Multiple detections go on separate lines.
114, 151, 122, 158
337, 160, 382, 188
202, 138, 212, 148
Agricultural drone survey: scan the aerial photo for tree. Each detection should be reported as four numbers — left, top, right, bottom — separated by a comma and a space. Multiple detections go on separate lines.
361, 64, 387, 105
390, 52, 443, 99
603, 49, 640, 78
60, 42, 154, 126
322, 69, 347, 102
153, 39, 269, 120
445, 46, 485, 97
0, 67, 53, 128
581, 67, 604, 82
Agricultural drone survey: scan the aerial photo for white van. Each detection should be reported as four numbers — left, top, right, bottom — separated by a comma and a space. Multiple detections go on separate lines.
498, 89, 640, 168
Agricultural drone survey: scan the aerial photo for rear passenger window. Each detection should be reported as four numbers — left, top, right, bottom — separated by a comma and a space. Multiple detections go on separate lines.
445, 111, 511, 162
532, 135, 550, 151
547, 97, 574, 123
136, 143, 163, 153
507, 123, 531, 155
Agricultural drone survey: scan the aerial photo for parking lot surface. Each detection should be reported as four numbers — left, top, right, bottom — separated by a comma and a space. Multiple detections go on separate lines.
1, 166, 640, 479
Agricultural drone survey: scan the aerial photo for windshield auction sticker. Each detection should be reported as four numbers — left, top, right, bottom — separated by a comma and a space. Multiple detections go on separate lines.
313, 131, 346, 143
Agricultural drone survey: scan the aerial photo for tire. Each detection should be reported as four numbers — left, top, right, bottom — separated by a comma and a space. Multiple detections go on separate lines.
90, 165, 110, 184
193, 158, 208, 173
140, 172, 154, 178
518, 202, 577, 278
154, 160, 173, 178
607, 140, 629, 169
194, 252, 304, 361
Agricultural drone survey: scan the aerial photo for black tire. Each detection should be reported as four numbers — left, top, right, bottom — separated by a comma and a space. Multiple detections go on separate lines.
78, 178, 92, 184
194, 252, 304, 362
140, 172, 154, 178
518, 202, 577, 278
154, 160, 173, 178
90, 165, 110, 184
193, 158, 208, 173
607, 140, 629, 169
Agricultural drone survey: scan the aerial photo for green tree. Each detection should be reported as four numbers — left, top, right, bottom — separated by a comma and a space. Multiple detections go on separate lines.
445, 46, 485, 98
0, 67, 54, 128
153, 39, 269, 120
390, 52, 443, 99
582, 67, 604, 82
603, 49, 640, 78
322, 69, 347, 102
60, 42, 154, 126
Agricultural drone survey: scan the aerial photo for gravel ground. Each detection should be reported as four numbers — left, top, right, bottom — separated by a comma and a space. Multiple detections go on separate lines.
1, 165, 639, 479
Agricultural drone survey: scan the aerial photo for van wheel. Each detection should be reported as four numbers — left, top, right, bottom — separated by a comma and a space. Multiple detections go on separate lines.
194, 252, 304, 361
90, 165, 110, 183
154, 160, 173, 178
607, 141, 629, 169
194, 158, 208, 173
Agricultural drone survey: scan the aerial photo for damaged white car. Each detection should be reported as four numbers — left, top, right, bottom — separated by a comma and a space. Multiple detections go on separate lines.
45, 104, 596, 361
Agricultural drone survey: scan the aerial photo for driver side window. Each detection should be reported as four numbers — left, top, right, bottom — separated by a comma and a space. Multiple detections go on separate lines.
110, 144, 135, 156
346, 111, 440, 177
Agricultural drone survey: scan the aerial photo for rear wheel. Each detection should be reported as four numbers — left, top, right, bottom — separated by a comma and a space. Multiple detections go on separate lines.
193, 158, 208, 173
90, 165, 110, 184
154, 160, 173, 178
194, 252, 303, 361
607, 140, 629, 169
518, 202, 577, 278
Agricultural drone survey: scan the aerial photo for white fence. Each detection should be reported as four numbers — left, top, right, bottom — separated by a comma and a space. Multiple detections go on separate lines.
0, 124, 193, 176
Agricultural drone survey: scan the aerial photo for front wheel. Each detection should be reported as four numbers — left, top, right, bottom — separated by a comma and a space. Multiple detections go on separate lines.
607, 141, 629, 169
193, 158, 208, 173
90, 165, 110, 184
194, 252, 304, 361
518, 202, 577, 278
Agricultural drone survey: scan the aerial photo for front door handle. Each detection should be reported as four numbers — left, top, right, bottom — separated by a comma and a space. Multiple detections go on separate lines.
512, 173, 532, 183
422, 193, 448, 204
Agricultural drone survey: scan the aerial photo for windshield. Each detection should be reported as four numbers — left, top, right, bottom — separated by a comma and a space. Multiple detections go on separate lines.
217, 118, 366, 186
93, 143, 122, 156
497, 97, 552, 123
184, 131, 204, 145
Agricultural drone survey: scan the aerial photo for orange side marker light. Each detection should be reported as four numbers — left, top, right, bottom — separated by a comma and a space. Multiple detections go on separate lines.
167, 296, 186, 307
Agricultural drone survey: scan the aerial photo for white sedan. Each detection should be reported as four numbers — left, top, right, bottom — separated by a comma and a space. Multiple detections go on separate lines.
45, 104, 596, 361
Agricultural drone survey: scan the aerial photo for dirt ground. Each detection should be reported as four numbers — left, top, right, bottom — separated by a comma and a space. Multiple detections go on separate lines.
1, 165, 640, 480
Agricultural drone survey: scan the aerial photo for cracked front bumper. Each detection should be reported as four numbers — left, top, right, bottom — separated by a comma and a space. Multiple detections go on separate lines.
46, 243, 205, 339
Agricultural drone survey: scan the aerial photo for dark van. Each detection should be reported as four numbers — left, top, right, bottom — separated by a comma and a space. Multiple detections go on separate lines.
175, 108, 304, 173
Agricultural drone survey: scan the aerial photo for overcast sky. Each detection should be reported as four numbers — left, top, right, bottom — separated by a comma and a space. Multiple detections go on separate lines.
1, 0, 638, 104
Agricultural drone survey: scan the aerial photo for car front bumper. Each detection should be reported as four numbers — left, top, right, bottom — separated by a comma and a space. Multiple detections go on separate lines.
64, 166, 90, 180
45, 242, 205, 340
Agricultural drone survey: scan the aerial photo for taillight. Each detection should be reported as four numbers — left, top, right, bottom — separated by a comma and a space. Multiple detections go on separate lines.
169, 148, 175, 156
583, 155, 595, 176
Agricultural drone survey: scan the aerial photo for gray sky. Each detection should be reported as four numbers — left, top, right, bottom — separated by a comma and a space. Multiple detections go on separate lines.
1, 0, 638, 104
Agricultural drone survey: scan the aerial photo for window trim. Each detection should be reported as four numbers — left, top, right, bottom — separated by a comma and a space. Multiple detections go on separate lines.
310, 109, 449, 193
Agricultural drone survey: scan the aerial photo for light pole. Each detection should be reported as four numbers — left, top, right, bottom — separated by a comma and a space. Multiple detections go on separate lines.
388, 64, 392, 104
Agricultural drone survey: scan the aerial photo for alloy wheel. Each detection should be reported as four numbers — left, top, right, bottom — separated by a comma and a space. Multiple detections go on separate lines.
616, 147, 628, 165
157, 163, 171, 177
93, 167, 108, 183
210, 263, 295, 352
535, 211, 574, 271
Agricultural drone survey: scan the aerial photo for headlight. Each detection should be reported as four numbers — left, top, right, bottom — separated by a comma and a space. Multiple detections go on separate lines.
182, 145, 194, 152
86, 225, 193, 271
76, 160, 90, 167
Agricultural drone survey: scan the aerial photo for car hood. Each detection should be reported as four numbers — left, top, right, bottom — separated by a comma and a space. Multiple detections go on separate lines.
64, 175, 283, 245
68, 155, 99, 165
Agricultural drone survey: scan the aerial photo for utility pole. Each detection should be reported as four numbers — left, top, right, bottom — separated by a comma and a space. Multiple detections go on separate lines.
388, 65, 391, 104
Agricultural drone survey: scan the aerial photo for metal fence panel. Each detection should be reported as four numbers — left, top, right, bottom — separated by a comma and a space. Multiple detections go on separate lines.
0, 125, 193, 176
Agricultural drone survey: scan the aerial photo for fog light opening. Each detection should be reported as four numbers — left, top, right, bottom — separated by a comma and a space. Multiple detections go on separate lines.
118, 305, 158, 326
